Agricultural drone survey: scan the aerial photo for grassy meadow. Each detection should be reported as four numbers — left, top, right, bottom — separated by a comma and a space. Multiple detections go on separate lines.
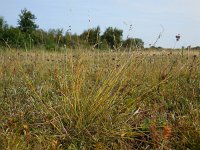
0, 49, 200, 149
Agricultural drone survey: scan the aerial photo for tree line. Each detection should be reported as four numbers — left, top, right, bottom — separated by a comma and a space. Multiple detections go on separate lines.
0, 8, 144, 51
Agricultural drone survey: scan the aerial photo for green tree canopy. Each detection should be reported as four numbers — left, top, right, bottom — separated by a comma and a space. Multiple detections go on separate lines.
0, 17, 8, 30
102, 27, 123, 49
0, 17, 8, 38
123, 38, 144, 50
0, 17, 9, 46
80, 26, 101, 48
18, 8, 38, 34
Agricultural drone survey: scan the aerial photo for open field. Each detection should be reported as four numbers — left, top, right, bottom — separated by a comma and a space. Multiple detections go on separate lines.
0, 49, 200, 149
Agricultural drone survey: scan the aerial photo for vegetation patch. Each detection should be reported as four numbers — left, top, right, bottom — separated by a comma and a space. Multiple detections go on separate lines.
0, 50, 199, 149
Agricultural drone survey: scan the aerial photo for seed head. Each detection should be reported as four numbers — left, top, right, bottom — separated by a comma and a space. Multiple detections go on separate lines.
175, 34, 181, 41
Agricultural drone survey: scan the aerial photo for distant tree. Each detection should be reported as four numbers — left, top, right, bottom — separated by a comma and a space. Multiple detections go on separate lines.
50, 29, 63, 45
0, 17, 8, 39
30, 29, 48, 47
123, 38, 144, 50
149, 46, 163, 50
0, 17, 8, 30
44, 29, 64, 50
102, 27, 123, 49
80, 26, 101, 48
191, 46, 200, 50
18, 8, 38, 34
5, 27, 24, 48
64, 32, 84, 49
0, 17, 10, 48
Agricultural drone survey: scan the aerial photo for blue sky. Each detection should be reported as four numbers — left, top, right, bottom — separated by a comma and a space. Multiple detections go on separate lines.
0, 0, 200, 48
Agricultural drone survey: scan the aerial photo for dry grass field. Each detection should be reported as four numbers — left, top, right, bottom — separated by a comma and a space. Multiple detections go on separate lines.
0, 49, 200, 149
